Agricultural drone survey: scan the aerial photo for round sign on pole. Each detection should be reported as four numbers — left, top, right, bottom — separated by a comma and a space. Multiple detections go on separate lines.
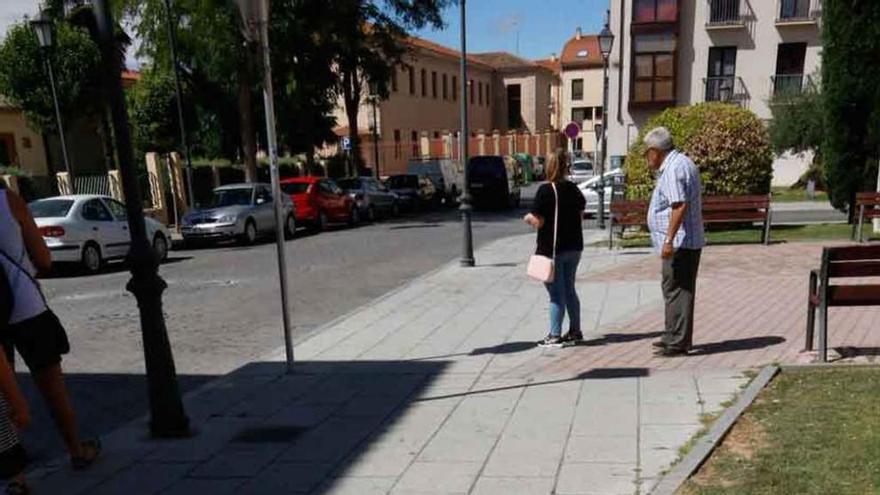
564, 122, 581, 140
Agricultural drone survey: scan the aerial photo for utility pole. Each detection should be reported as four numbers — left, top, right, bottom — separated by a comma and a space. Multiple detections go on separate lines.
163, 0, 196, 210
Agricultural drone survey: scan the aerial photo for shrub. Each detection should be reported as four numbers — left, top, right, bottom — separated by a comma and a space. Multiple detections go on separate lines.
624, 103, 773, 199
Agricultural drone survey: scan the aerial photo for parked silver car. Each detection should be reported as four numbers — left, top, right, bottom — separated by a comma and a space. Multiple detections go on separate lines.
181, 183, 296, 246
337, 177, 400, 221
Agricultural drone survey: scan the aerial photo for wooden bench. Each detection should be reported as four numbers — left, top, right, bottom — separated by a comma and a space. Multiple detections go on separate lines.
608, 194, 773, 248
853, 192, 880, 243
805, 245, 880, 362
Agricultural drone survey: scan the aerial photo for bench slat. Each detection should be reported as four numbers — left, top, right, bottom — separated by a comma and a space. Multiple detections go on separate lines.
855, 192, 880, 205
827, 284, 880, 307
827, 245, 880, 262
828, 261, 880, 278
703, 212, 767, 223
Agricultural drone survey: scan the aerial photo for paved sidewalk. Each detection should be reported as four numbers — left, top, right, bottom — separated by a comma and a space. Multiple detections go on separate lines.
36, 233, 862, 494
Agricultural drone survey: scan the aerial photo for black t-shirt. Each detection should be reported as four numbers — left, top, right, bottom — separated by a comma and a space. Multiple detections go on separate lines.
531, 181, 586, 257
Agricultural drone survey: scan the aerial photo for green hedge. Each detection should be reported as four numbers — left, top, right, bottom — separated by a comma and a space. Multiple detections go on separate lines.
624, 103, 773, 200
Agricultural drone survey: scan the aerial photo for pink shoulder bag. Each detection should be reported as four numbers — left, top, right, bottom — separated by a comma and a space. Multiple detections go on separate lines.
526, 183, 558, 283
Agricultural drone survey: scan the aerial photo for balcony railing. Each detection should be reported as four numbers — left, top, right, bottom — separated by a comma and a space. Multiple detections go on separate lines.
777, 0, 821, 24
707, 0, 746, 28
703, 76, 749, 107
771, 74, 813, 98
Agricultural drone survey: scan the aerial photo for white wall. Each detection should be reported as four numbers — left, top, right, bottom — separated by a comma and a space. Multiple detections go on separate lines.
560, 67, 604, 153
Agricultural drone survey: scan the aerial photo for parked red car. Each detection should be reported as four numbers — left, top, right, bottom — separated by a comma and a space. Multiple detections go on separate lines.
280, 177, 359, 230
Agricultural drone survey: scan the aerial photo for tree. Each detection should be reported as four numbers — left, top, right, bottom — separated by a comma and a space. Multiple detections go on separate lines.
624, 103, 773, 200
768, 75, 825, 188
0, 21, 102, 142
128, 66, 183, 155
822, 0, 880, 216
328, 0, 452, 173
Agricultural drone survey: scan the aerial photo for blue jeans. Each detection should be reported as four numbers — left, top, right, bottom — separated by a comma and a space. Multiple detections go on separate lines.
544, 250, 582, 337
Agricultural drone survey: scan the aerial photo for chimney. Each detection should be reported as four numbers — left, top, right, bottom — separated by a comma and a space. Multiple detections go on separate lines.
575, 27, 582, 40
550, 53, 557, 62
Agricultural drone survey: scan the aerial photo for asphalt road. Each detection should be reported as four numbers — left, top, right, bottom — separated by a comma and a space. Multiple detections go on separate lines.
19, 187, 542, 462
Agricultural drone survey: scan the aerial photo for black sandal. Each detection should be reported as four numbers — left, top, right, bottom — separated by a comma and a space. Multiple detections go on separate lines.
71, 438, 102, 470
6, 480, 30, 495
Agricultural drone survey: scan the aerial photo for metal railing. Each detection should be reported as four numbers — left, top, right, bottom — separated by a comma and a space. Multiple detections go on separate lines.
777, 0, 821, 23
707, 0, 745, 26
703, 76, 749, 107
74, 174, 110, 196
771, 74, 808, 97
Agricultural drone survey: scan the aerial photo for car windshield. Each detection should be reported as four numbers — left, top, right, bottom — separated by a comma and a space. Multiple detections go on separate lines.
281, 183, 310, 195
337, 179, 361, 191
572, 162, 593, 172
387, 176, 418, 189
29, 199, 75, 218
210, 188, 252, 207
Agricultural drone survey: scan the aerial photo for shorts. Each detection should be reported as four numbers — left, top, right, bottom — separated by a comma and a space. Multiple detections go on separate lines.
1, 310, 70, 373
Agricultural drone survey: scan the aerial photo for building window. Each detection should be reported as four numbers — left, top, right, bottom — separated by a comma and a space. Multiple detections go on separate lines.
408, 66, 415, 95
779, 0, 811, 21
571, 79, 584, 101
421, 69, 427, 97
391, 69, 398, 92
394, 129, 401, 158
631, 33, 677, 104
411, 130, 419, 156
633, 0, 678, 23
452, 76, 458, 101
469, 80, 474, 104
442, 74, 448, 100
431, 71, 438, 98
478, 82, 483, 105
507, 84, 523, 129
594, 106, 603, 121
572, 107, 590, 124
706, 46, 737, 102
773, 43, 807, 96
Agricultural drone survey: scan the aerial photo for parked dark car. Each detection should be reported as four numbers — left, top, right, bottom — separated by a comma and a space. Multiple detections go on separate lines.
385, 174, 437, 211
466, 155, 522, 210
337, 176, 400, 221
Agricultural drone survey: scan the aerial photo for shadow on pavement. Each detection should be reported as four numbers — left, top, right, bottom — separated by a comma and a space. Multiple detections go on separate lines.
689, 336, 786, 356
579, 331, 664, 347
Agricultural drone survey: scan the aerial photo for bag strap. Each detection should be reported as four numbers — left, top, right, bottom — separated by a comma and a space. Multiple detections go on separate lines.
0, 248, 47, 307
551, 182, 559, 259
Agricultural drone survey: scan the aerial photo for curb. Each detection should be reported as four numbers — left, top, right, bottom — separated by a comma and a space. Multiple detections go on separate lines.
649, 364, 780, 495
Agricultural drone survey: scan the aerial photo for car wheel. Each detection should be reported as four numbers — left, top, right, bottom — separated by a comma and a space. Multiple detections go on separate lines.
152, 234, 169, 262
318, 211, 329, 232
349, 207, 361, 226
240, 219, 258, 245
284, 214, 296, 240
81, 242, 102, 275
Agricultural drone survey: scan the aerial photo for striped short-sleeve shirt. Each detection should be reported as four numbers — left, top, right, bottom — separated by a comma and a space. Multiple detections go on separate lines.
647, 150, 705, 253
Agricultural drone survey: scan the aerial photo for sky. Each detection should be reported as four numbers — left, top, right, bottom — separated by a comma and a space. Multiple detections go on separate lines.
415, 0, 609, 60
1, 0, 609, 67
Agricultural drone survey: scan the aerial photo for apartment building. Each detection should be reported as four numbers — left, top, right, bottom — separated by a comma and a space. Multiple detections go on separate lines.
558, 29, 606, 154
606, 0, 823, 184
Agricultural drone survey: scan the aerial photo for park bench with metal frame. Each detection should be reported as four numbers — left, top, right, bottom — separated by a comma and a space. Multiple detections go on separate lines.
805, 245, 880, 362
852, 192, 880, 243
608, 194, 772, 248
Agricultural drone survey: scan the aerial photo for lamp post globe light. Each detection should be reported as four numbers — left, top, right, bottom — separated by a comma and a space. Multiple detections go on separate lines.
233, 0, 295, 373
596, 11, 614, 230
31, 9, 75, 194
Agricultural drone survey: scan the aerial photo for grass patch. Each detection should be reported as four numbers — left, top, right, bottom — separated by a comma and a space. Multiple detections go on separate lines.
681, 367, 880, 495
606, 223, 880, 249
770, 187, 829, 203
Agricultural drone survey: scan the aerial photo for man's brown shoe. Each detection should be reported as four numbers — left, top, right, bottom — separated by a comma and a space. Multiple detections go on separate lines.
654, 347, 689, 357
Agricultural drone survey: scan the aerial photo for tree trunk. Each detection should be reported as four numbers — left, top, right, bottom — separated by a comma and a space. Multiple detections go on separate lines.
237, 64, 258, 183
99, 107, 116, 171
342, 67, 362, 176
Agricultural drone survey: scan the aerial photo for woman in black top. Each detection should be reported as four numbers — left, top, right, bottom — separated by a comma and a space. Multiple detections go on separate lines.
524, 150, 586, 347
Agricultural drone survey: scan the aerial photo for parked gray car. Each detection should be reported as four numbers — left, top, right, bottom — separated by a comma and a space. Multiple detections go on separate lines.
337, 177, 400, 221
181, 183, 296, 246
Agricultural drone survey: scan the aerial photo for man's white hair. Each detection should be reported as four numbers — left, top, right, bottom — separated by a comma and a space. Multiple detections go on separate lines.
643, 127, 674, 151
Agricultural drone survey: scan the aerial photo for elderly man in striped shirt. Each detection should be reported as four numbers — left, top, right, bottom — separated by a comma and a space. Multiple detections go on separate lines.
644, 127, 705, 357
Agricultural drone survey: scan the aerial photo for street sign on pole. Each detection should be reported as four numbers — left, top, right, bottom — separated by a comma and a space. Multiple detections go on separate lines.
341, 136, 352, 151
564, 122, 581, 140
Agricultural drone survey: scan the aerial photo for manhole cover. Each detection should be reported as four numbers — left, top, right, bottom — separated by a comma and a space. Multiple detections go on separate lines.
231, 426, 308, 443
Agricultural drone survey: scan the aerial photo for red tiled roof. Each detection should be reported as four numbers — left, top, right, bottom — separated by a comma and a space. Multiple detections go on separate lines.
405, 36, 496, 71
560, 34, 604, 69
534, 58, 561, 75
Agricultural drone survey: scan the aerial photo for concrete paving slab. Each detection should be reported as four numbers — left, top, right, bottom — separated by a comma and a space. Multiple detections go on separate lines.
555, 463, 638, 495
392, 461, 482, 494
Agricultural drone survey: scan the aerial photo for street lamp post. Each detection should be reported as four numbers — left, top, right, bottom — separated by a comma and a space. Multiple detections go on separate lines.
90, 0, 190, 438
162, 0, 196, 211
459, 0, 475, 267
235, 0, 295, 373
31, 10, 75, 194
597, 11, 615, 231
368, 81, 381, 179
